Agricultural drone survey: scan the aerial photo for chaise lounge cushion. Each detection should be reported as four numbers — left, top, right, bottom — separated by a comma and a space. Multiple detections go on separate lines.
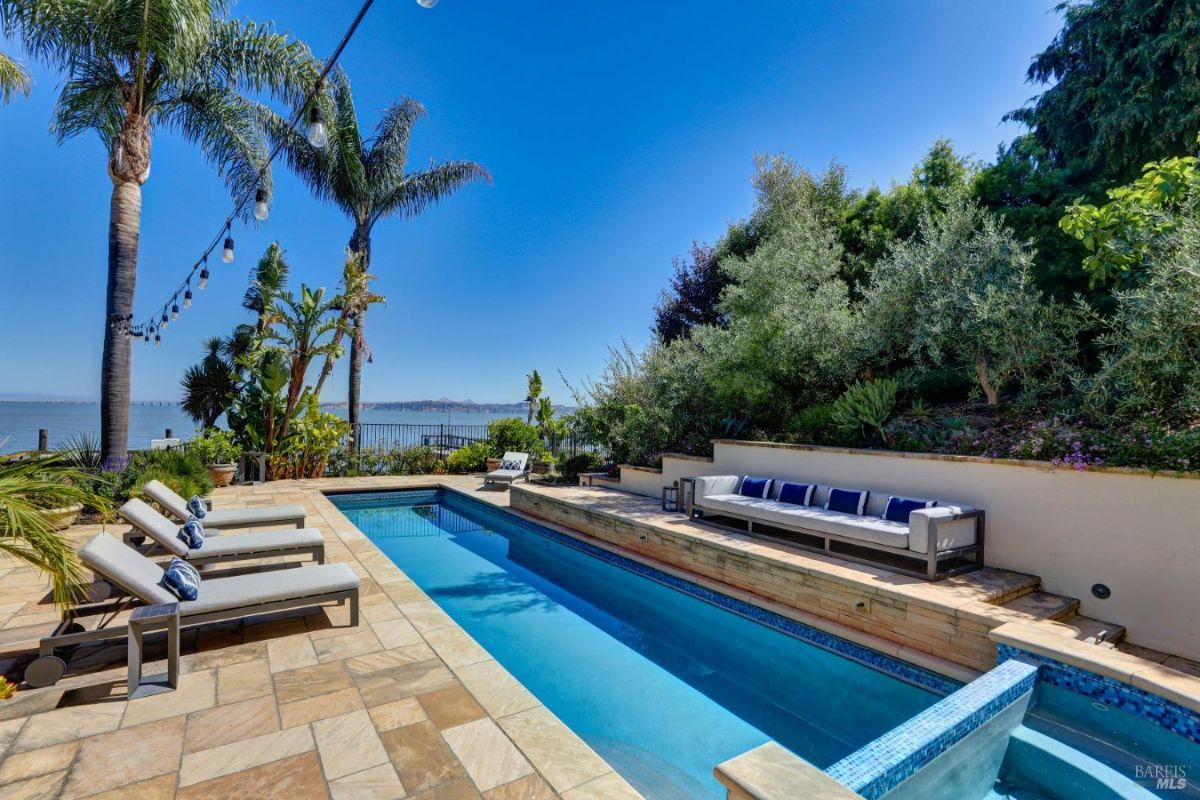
182, 562, 359, 616
699, 493, 910, 550
144, 480, 305, 528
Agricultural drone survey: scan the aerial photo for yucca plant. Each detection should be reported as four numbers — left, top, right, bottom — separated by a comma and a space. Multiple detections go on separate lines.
830, 378, 899, 444
0, 455, 110, 606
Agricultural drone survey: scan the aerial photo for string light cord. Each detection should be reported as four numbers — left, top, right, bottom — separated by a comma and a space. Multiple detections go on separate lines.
124, 0, 381, 344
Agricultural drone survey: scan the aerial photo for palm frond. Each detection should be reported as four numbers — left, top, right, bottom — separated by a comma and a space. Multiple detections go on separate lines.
49, 55, 125, 142
0, 51, 30, 103
371, 160, 492, 225
200, 18, 317, 109
363, 96, 425, 189
326, 69, 368, 220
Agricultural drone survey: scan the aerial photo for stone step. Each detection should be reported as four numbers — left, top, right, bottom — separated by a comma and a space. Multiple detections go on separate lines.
1066, 615, 1127, 646
1001, 591, 1081, 622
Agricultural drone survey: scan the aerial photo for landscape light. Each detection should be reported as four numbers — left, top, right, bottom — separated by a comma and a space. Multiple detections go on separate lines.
222, 236, 235, 263
308, 103, 328, 148
254, 188, 269, 221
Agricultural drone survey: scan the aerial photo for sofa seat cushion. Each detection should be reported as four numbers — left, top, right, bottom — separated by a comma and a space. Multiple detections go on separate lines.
698, 494, 910, 550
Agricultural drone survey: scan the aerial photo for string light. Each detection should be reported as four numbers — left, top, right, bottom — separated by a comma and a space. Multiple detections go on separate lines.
126, 0, 392, 344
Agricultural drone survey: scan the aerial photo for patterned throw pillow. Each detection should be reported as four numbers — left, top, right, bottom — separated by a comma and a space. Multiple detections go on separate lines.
187, 495, 207, 519
825, 487, 869, 516
161, 558, 201, 601
883, 496, 937, 524
738, 476, 773, 499
501, 459, 523, 471
777, 482, 815, 506
178, 516, 205, 550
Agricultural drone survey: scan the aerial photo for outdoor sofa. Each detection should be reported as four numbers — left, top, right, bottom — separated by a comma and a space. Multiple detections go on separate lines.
119, 498, 326, 566
23, 533, 359, 688
143, 479, 306, 530
689, 475, 984, 579
484, 451, 531, 487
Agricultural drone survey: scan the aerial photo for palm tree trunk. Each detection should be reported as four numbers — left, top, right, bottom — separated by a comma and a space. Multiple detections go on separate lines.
347, 225, 371, 451
100, 180, 142, 464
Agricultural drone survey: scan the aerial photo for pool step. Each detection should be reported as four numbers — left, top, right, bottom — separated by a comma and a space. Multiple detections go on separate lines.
1065, 615, 1127, 647
1001, 591, 1080, 622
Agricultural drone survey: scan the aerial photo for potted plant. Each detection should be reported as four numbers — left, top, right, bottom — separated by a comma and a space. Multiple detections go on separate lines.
189, 429, 240, 487
532, 453, 556, 475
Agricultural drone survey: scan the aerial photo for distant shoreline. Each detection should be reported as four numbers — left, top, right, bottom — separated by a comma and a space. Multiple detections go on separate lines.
0, 399, 576, 413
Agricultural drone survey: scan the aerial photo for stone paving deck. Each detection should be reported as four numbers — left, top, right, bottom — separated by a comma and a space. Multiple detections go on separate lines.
0, 476, 642, 800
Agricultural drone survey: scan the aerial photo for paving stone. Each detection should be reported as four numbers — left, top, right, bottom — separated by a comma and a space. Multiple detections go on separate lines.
442, 718, 534, 792
409, 778, 483, 800
418, 685, 487, 731
380, 720, 469, 794
85, 773, 177, 800
312, 709, 390, 780
184, 695, 280, 754
279, 685, 364, 728
314, 628, 385, 663
273, 661, 353, 705
0, 740, 78, 784
484, 774, 559, 800
13, 703, 124, 752
498, 707, 609, 794
61, 716, 185, 798
179, 724, 314, 787
217, 657, 274, 705
267, 634, 319, 673
367, 697, 427, 733
355, 660, 458, 708
0, 770, 68, 800
122, 668, 216, 727
175, 750, 327, 800
328, 762, 407, 800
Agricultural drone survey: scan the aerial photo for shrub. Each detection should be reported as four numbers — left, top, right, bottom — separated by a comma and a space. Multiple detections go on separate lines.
187, 428, 239, 466
486, 418, 547, 460
446, 441, 490, 473
786, 404, 835, 444
114, 449, 213, 503
558, 452, 606, 482
830, 379, 899, 443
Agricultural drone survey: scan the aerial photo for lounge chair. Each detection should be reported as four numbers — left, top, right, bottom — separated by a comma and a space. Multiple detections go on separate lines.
484, 451, 531, 486
143, 479, 306, 530
23, 533, 359, 688
118, 498, 325, 566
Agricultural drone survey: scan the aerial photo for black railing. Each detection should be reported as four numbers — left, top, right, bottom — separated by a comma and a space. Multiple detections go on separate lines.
352, 423, 489, 455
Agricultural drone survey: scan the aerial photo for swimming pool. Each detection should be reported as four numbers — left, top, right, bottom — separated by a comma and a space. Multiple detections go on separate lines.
331, 488, 949, 799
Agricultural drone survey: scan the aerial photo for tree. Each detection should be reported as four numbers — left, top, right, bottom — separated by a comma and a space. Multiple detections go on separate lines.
862, 197, 1079, 405
181, 337, 240, 429
314, 251, 385, 401
525, 369, 543, 424
0, 51, 29, 103
1006, 0, 1200, 184
1, 0, 317, 463
265, 70, 489, 438
653, 242, 729, 343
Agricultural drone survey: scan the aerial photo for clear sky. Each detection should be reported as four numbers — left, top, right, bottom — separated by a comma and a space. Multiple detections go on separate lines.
0, 0, 1063, 404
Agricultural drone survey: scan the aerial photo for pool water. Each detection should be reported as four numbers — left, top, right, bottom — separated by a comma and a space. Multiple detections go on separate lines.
332, 489, 943, 799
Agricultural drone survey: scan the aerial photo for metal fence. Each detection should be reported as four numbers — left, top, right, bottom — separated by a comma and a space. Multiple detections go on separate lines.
348, 423, 603, 460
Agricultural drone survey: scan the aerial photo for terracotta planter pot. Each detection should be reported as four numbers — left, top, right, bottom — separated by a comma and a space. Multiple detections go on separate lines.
42, 504, 83, 531
208, 463, 236, 488
485, 458, 503, 472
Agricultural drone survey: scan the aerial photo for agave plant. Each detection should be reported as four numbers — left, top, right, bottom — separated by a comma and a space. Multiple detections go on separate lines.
0, 455, 109, 606
831, 379, 899, 444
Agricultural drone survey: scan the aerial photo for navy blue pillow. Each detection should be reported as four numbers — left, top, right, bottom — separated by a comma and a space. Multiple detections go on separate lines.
883, 496, 936, 524
187, 495, 207, 520
739, 476, 773, 499
161, 558, 201, 601
825, 488, 868, 516
178, 516, 205, 550
777, 482, 815, 506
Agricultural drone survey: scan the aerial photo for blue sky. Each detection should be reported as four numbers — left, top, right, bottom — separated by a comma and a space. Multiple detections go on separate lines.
0, 1, 1062, 404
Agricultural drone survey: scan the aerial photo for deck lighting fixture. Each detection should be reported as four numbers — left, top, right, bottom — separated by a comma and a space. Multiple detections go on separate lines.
222, 235, 235, 264
307, 102, 328, 149
254, 188, 270, 222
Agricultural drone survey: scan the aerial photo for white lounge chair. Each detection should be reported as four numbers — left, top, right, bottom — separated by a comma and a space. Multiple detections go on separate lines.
24, 532, 359, 687
119, 498, 326, 566
143, 479, 306, 530
484, 451, 530, 486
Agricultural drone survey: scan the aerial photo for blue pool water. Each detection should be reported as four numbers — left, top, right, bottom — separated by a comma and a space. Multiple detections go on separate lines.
332, 489, 943, 799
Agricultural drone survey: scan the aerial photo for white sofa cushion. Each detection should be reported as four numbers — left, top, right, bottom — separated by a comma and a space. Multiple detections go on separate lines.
907, 505, 978, 554
698, 494, 910, 550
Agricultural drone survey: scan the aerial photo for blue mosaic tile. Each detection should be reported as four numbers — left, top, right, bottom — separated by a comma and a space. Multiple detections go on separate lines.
825, 658, 1038, 800
328, 487, 961, 697
997, 644, 1200, 746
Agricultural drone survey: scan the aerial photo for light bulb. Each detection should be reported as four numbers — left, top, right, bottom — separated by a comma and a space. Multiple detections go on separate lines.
308, 105, 328, 148
254, 188, 269, 221
160, 313, 169, 330
184, 288, 193, 309
222, 236, 235, 263
417, 0, 438, 7
171, 304, 179, 321
155, 334, 161, 347
199, 267, 210, 290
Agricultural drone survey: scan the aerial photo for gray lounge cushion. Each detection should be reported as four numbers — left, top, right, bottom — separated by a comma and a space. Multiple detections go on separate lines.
80, 533, 358, 617
121, 498, 324, 559
143, 480, 305, 528
699, 494, 910, 550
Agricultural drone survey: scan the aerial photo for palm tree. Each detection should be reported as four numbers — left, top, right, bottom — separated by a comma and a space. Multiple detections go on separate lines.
266, 70, 490, 441
526, 369, 543, 424
0, 51, 30, 103
313, 251, 385, 400
181, 337, 241, 429
1, 1, 317, 463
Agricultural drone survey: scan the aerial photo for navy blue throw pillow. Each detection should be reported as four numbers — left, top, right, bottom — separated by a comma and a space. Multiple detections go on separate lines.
777, 482, 815, 506
825, 488, 868, 516
883, 496, 936, 524
161, 558, 201, 601
178, 516, 205, 550
739, 476, 773, 499
187, 495, 207, 519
